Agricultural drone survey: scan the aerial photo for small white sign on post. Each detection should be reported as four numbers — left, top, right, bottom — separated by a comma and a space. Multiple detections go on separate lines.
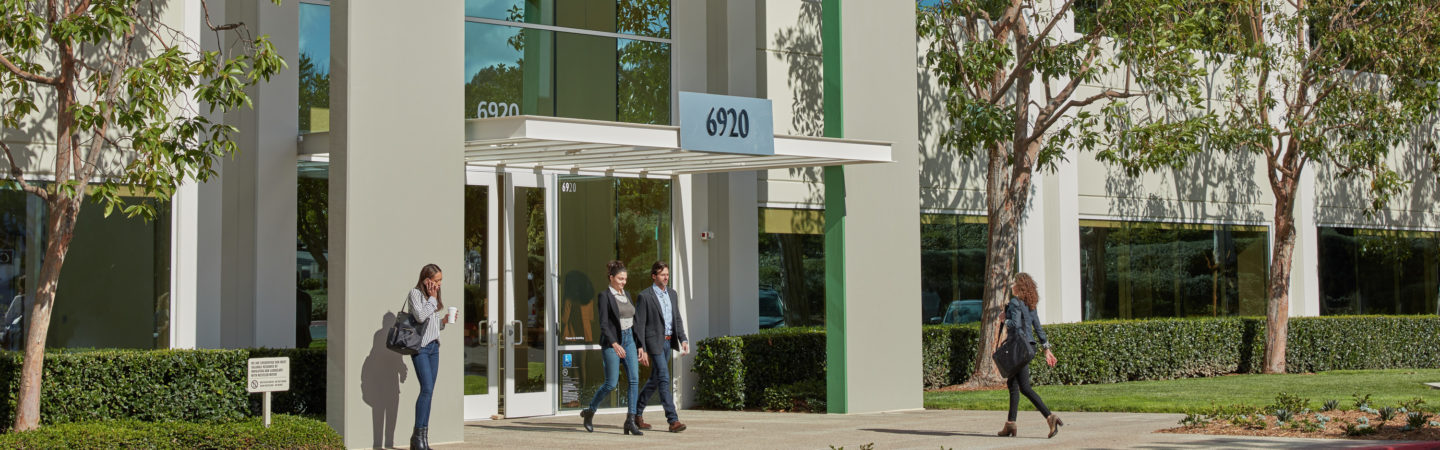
247, 357, 290, 428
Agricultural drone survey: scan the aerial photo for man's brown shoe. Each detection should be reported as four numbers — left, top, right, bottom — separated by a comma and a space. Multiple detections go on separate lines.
668, 421, 687, 433
634, 415, 653, 430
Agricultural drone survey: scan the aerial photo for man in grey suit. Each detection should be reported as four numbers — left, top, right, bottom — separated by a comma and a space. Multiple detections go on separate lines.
634, 261, 688, 432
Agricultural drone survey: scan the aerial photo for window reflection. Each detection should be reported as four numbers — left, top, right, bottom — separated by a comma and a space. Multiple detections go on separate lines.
920, 214, 987, 325
758, 208, 825, 328
296, 161, 328, 348
299, 2, 330, 133
1080, 220, 1269, 320
466, 0, 670, 39
1319, 227, 1440, 315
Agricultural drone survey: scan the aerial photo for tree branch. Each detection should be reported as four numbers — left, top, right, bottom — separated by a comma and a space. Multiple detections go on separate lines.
0, 54, 58, 85
0, 141, 48, 201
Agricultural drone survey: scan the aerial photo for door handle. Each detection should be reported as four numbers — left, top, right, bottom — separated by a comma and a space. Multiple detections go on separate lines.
511, 320, 524, 346
477, 320, 489, 345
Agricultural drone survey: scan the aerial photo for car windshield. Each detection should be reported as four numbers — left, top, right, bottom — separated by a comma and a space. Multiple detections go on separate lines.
760, 298, 782, 316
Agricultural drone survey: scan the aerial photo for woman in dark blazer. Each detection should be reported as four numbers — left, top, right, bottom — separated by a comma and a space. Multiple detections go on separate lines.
996, 272, 1063, 439
580, 260, 644, 436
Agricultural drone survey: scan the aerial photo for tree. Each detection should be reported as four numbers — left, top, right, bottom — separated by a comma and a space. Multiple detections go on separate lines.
0, 0, 284, 430
1195, 0, 1440, 373
919, 0, 1215, 387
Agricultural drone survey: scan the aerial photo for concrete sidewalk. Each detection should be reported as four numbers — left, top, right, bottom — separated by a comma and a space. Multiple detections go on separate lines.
447, 409, 1431, 449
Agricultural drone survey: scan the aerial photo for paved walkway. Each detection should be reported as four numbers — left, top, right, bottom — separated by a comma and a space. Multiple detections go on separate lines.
446, 409, 1434, 449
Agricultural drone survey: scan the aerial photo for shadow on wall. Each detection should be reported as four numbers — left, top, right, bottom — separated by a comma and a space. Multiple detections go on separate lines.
1314, 115, 1440, 229
362, 312, 407, 449
916, 44, 988, 213
771, 0, 827, 201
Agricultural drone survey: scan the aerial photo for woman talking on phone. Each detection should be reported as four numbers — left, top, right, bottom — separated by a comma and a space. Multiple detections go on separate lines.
408, 264, 449, 450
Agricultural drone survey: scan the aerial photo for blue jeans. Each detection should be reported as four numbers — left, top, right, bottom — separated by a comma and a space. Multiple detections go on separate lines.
588, 328, 638, 414
636, 346, 679, 424
412, 340, 440, 427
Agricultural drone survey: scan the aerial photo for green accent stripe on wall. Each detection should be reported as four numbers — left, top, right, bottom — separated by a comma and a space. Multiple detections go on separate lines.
821, 0, 847, 415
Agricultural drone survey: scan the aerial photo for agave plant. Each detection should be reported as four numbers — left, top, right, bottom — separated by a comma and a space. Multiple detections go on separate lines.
1322, 400, 1339, 412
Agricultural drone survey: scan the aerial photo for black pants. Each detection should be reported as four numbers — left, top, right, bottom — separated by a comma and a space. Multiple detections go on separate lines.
1007, 363, 1051, 421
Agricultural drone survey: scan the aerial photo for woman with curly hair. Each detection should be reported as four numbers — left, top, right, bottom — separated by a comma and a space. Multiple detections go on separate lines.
996, 272, 1063, 439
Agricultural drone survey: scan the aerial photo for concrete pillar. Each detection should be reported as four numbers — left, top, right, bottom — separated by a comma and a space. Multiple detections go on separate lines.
827, 0, 923, 413
705, 0, 760, 337
220, 0, 299, 348
328, 1, 465, 448
671, 0, 709, 409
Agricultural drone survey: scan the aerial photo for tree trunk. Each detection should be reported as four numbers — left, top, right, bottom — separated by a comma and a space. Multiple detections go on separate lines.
1263, 181, 1299, 374
14, 197, 80, 431
962, 138, 1035, 388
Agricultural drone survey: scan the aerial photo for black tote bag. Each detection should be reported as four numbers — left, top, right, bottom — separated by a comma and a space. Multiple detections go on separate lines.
386, 294, 428, 355
992, 306, 1036, 378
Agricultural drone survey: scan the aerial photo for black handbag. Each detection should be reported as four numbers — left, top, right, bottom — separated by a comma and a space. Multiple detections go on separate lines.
386, 294, 428, 355
992, 306, 1036, 378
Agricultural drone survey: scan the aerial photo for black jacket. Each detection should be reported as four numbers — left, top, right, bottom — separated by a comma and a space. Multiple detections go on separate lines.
635, 285, 687, 354
596, 288, 631, 349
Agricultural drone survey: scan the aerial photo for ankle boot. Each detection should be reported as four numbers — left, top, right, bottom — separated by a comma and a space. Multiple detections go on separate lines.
623, 414, 644, 436
580, 408, 595, 432
410, 426, 424, 449
997, 421, 1017, 437
418, 426, 431, 450
1047, 414, 1065, 438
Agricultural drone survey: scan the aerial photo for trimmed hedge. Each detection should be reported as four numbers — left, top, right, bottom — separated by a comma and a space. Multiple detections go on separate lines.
692, 327, 826, 410
0, 415, 343, 449
0, 347, 325, 429
0, 349, 250, 427
694, 315, 1440, 409
246, 348, 326, 416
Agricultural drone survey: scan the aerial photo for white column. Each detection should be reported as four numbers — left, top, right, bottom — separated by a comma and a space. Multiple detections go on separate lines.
329, 1, 465, 447
1291, 166, 1320, 316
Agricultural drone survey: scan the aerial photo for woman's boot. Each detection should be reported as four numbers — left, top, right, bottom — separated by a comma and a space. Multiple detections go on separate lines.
580, 408, 595, 432
410, 426, 424, 449
996, 421, 1017, 437
418, 426, 431, 450
1047, 414, 1065, 438
623, 414, 644, 436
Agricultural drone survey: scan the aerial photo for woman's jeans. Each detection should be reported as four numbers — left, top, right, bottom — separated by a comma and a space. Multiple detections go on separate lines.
412, 340, 441, 427
1007, 360, 1051, 421
588, 328, 639, 414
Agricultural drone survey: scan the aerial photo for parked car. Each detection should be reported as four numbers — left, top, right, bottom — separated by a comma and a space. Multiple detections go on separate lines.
922, 291, 942, 324
759, 288, 786, 329
941, 299, 983, 325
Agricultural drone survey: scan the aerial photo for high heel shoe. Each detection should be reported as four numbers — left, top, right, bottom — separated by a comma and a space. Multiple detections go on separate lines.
624, 414, 644, 436
1047, 414, 1065, 438
580, 408, 595, 432
997, 421, 1017, 437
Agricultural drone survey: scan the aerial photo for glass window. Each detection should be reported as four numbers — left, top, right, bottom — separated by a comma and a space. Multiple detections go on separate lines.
0, 188, 171, 350
758, 208, 826, 328
464, 21, 670, 124
1080, 220, 1269, 320
920, 214, 988, 325
465, 0, 671, 39
296, 160, 328, 348
1318, 227, 1440, 315
556, 176, 670, 410
299, 2, 330, 134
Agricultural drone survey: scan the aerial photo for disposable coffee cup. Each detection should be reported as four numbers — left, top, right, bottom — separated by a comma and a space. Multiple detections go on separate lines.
447, 306, 458, 323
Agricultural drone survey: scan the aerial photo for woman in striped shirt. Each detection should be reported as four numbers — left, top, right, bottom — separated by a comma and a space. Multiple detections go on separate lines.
409, 263, 449, 450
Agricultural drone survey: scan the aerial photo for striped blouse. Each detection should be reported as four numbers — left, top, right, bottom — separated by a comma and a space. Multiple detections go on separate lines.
408, 288, 446, 347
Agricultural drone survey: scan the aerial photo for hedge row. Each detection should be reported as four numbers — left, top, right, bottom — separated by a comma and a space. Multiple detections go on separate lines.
693, 315, 1440, 410
0, 415, 343, 449
692, 327, 826, 410
0, 347, 324, 429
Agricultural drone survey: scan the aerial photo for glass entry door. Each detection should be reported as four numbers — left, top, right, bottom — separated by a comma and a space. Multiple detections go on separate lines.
463, 170, 557, 420
500, 172, 556, 418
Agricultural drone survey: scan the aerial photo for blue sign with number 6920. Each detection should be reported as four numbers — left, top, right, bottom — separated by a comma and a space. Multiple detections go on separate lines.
679, 92, 775, 156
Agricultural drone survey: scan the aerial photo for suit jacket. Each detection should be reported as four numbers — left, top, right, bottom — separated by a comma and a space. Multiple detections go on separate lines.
635, 285, 687, 354
596, 288, 630, 349
1003, 297, 1048, 347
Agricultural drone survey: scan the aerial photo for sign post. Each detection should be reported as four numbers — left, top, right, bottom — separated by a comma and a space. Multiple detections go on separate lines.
247, 357, 290, 428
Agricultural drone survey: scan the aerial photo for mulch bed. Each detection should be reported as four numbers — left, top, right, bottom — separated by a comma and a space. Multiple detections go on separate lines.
1161, 409, 1440, 441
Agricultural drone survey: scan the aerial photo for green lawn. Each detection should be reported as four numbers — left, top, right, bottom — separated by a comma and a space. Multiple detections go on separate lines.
925, 369, 1440, 413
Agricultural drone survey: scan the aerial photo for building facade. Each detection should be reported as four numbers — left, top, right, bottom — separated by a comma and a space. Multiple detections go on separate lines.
0, 0, 1436, 448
